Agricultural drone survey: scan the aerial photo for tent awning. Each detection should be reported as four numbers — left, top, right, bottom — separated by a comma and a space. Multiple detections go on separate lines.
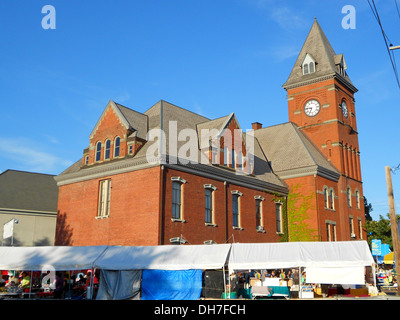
0, 246, 108, 271
228, 241, 374, 272
93, 244, 231, 270
383, 252, 394, 264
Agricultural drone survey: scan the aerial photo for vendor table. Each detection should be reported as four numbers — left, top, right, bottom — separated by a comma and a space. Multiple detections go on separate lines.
250, 286, 290, 299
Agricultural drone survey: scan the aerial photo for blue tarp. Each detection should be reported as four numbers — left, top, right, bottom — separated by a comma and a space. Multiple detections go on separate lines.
141, 269, 202, 300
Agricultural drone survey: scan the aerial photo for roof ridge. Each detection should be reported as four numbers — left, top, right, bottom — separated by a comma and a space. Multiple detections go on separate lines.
0, 169, 55, 177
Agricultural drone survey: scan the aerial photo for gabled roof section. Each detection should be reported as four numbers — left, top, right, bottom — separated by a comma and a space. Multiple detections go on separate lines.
56, 100, 288, 194
197, 112, 244, 149
282, 19, 357, 92
254, 122, 340, 181
0, 170, 58, 212
89, 100, 148, 140
115, 102, 148, 140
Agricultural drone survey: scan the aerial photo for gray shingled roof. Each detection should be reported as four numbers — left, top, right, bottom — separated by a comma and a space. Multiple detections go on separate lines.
56, 100, 288, 193
282, 19, 355, 91
254, 122, 340, 181
0, 170, 58, 212
115, 102, 148, 140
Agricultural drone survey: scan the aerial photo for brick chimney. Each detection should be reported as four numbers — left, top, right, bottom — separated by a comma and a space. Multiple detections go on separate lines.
252, 122, 262, 130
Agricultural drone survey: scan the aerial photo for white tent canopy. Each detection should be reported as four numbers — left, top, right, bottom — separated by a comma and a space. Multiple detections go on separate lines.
93, 244, 232, 270
228, 241, 374, 271
0, 241, 374, 284
228, 241, 375, 285
0, 246, 108, 271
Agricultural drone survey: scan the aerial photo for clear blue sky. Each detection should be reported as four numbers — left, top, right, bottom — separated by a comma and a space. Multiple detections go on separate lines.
0, 0, 399, 221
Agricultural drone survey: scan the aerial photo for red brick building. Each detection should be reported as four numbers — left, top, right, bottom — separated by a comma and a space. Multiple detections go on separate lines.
54, 19, 366, 246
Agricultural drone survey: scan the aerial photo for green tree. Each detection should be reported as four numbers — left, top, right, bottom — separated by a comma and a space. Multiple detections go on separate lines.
365, 213, 400, 250
364, 197, 373, 221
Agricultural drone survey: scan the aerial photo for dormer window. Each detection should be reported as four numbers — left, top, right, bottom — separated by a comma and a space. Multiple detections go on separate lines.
302, 53, 316, 75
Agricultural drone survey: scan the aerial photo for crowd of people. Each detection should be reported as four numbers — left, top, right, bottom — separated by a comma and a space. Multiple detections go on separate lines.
0, 269, 100, 299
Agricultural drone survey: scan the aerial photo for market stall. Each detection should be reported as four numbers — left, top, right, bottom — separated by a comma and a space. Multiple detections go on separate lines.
93, 244, 232, 300
228, 241, 375, 299
0, 246, 108, 299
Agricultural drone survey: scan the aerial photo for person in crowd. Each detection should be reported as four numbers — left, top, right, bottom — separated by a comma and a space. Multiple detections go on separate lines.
53, 272, 64, 299
19, 271, 30, 289
301, 271, 306, 284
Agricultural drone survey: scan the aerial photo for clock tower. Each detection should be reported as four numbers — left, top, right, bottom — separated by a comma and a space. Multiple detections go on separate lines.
282, 19, 365, 241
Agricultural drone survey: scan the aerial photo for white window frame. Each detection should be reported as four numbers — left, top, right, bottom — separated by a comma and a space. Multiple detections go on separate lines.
97, 179, 111, 218
204, 184, 217, 226
275, 202, 283, 234
171, 177, 186, 222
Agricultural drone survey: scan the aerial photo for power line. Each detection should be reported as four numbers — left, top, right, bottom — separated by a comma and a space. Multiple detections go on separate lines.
392, 163, 400, 174
395, 0, 400, 21
368, 0, 400, 89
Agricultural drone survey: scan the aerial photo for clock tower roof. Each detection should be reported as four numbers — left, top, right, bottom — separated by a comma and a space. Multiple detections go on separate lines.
282, 18, 357, 93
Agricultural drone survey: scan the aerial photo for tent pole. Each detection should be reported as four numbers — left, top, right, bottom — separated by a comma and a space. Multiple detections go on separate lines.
28, 270, 33, 299
299, 267, 302, 299
223, 266, 227, 298
372, 263, 376, 288
228, 270, 231, 299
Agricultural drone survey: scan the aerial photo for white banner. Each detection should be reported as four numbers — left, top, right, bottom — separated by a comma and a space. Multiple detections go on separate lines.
3, 220, 14, 240
306, 266, 365, 285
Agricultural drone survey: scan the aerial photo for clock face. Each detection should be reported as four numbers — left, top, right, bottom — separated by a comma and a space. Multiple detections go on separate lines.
341, 101, 349, 118
304, 99, 320, 117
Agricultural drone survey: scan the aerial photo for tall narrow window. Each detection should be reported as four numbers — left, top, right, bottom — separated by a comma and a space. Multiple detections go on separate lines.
356, 190, 360, 209
329, 189, 335, 210
349, 217, 355, 237
276, 202, 283, 233
324, 187, 329, 208
332, 224, 337, 241
347, 187, 352, 207
232, 194, 239, 228
105, 139, 111, 160
309, 62, 315, 73
238, 152, 243, 170
358, 219, 363, 240
326, 223, 331, 242
224, 146, 229, 166
96, 142, 102, 162
98, 179, 111, 217
231, 149, 235, 168
256, 199, 262, 228
172, 181, 182, 220
205, 188, 213, 224
114, 137, 120, 157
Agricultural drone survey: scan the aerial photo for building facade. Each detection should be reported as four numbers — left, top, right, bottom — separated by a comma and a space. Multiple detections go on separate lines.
0, 170, 58, 246
54, 19, 366, 246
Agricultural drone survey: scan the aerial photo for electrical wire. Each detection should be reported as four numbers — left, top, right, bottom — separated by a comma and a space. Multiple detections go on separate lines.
395, 0, 400, 21
368, 0, 400, 89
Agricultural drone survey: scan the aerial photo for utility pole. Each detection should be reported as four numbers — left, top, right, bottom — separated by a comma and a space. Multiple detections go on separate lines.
385, 166, 400, 295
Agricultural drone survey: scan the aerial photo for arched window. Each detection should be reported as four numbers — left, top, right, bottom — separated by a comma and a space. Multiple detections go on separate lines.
329, 189, 335, 210
324, 187, 329, 208
96, 142, 102, 162
309, 62, 315, 73
114, 137, 120, 157
356, 190, 360, 209
104, 139, 111, 160
302, 54, 316, 75
347, 187, 352, 207
303, 63, 309, 74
